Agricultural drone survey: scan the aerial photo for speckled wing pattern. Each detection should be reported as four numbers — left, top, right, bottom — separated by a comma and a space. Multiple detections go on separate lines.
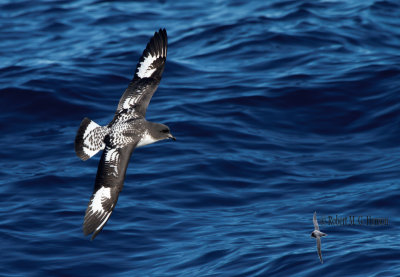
116, 28, 167, 117
83, 143, 137, 240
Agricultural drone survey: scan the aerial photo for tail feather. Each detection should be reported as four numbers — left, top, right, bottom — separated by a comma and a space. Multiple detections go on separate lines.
75, 117, 107, 161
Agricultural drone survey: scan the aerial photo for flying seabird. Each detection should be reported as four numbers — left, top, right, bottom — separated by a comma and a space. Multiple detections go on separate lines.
74, 29, 175, 240
311, 211, 327, 263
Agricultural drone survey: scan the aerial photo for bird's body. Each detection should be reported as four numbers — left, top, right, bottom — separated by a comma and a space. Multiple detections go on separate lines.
311, 230, 326, 238
311, 211, 327, 263
74, 29, 175, 240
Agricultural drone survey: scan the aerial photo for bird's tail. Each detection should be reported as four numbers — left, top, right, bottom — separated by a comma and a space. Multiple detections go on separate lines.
321, 232, 327, 237
75, 117, 107, 161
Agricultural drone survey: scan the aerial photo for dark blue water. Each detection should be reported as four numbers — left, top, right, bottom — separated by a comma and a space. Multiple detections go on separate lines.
1, 0, 399, 276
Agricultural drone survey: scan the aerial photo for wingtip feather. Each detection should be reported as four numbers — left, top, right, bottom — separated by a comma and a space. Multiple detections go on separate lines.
134, 29, 168, 79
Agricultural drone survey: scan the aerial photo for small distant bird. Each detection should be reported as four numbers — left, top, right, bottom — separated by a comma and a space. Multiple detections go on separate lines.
311, 211, 327, 263
75, 29, 175, 240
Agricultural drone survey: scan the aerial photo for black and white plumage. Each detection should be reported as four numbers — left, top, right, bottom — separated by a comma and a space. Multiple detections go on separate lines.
75, 29, 175, 240
311, 211, 327, 264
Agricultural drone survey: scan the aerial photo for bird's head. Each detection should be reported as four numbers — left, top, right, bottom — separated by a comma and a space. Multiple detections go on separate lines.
151, 122, 176, 142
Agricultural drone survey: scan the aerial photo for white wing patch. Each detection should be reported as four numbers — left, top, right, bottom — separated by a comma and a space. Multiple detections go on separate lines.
105, 147, 119, 162
122, 89, 142, 110
95, 210, 113, 232
136, 54, 159, 79
90, 186, 111, 214
105, 147, 120, 177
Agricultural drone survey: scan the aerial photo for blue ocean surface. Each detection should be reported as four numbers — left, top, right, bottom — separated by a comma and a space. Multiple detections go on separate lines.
1, 0, 399, 276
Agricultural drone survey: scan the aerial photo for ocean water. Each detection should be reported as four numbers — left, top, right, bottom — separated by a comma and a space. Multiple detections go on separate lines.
1, 0, 399, 276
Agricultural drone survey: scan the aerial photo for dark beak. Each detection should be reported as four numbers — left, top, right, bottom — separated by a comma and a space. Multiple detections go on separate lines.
168, 134, 176, 141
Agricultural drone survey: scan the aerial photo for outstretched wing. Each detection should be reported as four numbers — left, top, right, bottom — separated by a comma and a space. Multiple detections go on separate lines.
116, 28, 167, 117
83, 142, 137, 240
316, 237, 323, 263
313, 211, 319, 231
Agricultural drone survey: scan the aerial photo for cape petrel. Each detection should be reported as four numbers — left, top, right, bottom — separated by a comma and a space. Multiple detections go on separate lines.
74, 29, 175, 240
311, 211, 327, 263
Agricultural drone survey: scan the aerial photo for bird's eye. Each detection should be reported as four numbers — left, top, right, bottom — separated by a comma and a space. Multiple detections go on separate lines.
161, 129, 169, 133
